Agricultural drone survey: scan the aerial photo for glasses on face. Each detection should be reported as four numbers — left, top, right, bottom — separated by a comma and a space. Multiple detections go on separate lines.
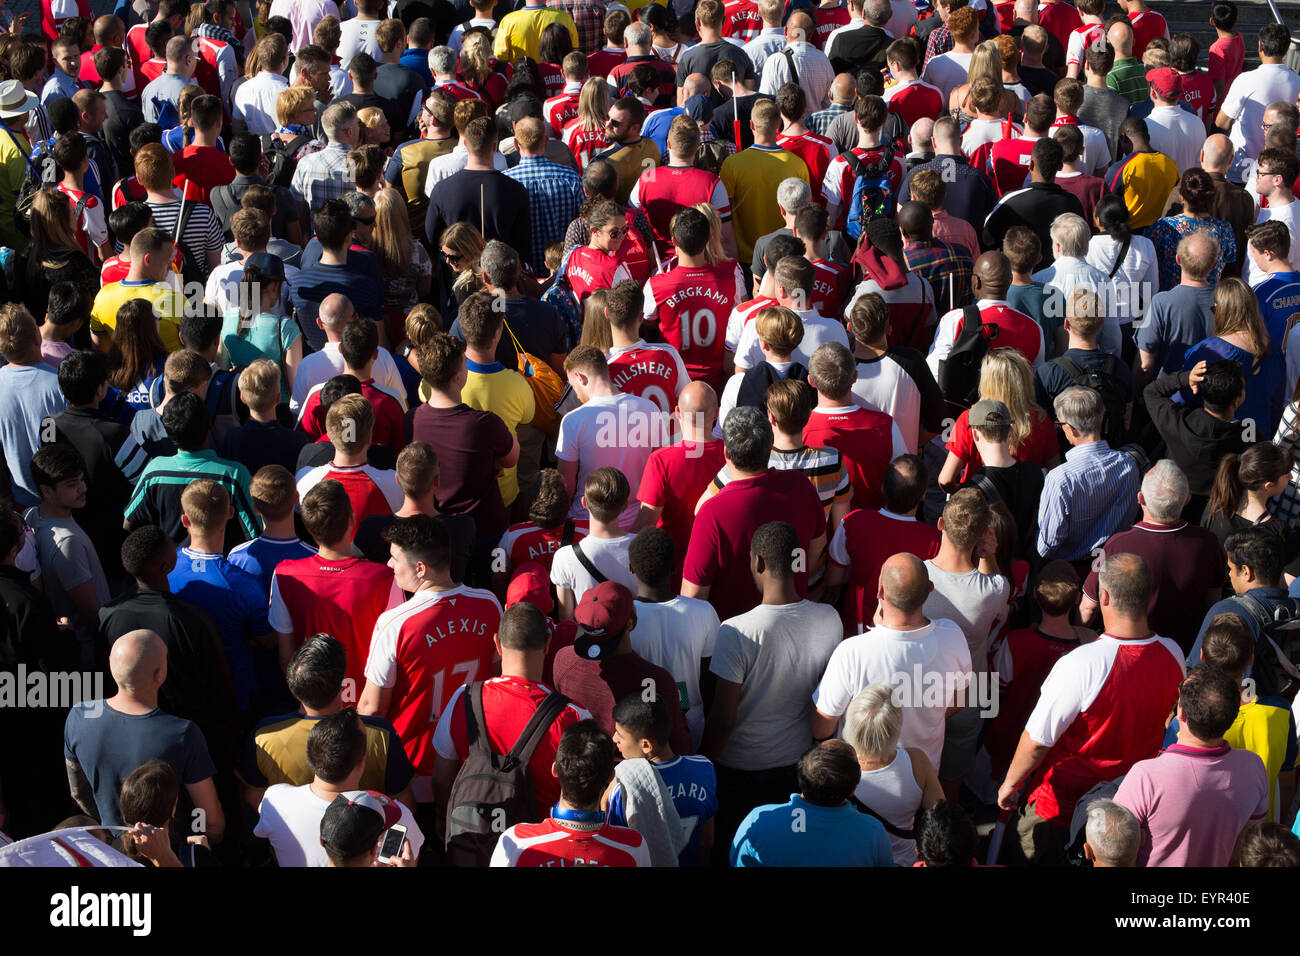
442, 249, 463, 265
1262, 121, 1275, 131
604, 116, 626, 130
603, 226, 628, 240
1257, 168, 1280, 179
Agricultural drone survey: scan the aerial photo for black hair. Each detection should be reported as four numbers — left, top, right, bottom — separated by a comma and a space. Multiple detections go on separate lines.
628, 526, 675, 586
1200, 358, 1245, 413
130, 123, 163, 153
917, 801, 977, 866
121, 525, 174, 578
796, 740, 860, 807
108, 202, 153, 245
750, 520, 799, 580
380, 513, 451, 573
179, 313, 222, 353
1260, 22, 1291, 58
313, 198, 353, 249
306, 708, 367, 784
30, 443, 85, 494
612, 694, 671, 748
227, 132, 263, 175
287, 635, 348, 710
47, 281, 88, 329
160, 391, 210, 451
883, 453, 928, 514
56, 348, 108, 405
1225, 526, 1285, 588
317, 374, 362, 423
554, 720, 617, 807
1179, 664, 1241, 740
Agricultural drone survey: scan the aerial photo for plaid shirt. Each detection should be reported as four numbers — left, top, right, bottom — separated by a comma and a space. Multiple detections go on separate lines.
546, 0, 606, 53
506, 155, 587, 271
700, 124, 737, 156
1274, 402, 1300, 530
289, 142, 356, 213
904, 238, 974, 313
923, 24, 952, 68
808, 102, 852, 137
193, 22, 245, 67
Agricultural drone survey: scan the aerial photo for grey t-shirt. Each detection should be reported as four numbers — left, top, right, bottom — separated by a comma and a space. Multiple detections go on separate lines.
922, 561, 1010, 675
709, 600, 843, 771
1135, 284, 1216, 377
23, 508, 110, 641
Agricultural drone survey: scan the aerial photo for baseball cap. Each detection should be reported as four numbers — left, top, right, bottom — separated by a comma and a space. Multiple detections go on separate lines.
968, 398, 1012, 430
1146, 67, 1182, 99
243, 251, 285, 280
573, 581, 634, 661
684, 95, 714, 124
507, 561, 553, 616
319, 790, 402, 860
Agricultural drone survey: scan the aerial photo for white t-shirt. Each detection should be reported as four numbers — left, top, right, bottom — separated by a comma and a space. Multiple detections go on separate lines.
204, 260, 300, 314
337, 17, 384, 69
851, 354, 923, 454
1221, 64, 1300, 162
253, 783, 424, 867
555, 392, 665, 528
1144, 104, 1206, 178
812, 618, 971, 770
629, 596, 721, 747
921, 50, 974, 103
733, 306, 850, 371
1085, 233, 1161, 325
1249, 200, 1300, 287
550, 534, 638, 605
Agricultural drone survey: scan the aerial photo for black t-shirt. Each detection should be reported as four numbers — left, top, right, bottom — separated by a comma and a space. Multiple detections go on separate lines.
711, 92, 775, 152
103, 90, 144, 171
425, 168, 531, 259
338, 90, 407, 149
676, 40, 756, 86
1018, 65, 1060, 99
354, 511, 477, 582
295, 440, 398, 472
964, 461, 1045, 559
222, 418, 310, 477
450, 296, 568, 368
374, 63, 429, 144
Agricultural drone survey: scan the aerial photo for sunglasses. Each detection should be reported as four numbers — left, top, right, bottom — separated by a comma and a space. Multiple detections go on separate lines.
353, 216, 375, 226
442, 249, 463, 264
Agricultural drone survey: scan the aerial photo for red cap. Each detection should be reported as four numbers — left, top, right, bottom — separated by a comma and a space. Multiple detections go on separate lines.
1146, 67, 1182, 99
506, 562, 553, 616
573, 581, 634, 660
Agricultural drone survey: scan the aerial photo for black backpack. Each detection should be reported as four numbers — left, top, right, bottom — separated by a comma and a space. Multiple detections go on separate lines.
260, 132, 311, 189
444, 681, 571, 867
1229, 593, 1300, 701
13, 132, 56, 236
1051, 353, 1128, 446
735, 360, 811, 411
172, 199, 210, 288
938, 303, 996, 414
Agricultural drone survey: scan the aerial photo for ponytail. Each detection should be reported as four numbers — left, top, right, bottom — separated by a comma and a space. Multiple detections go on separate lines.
1206, 453, 1243, 523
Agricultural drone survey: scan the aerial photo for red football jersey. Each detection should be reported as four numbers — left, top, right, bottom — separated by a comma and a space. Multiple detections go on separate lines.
492, 818, 650, 867
606, 341, 690, 415
139, 57, 165, 84
498, 519, 589, 572
803, 405, 902, 510
126, 23, 152, 93
630, 164, 730, 259
566, 244, 633, 306
296, 462, 404, 527
985, 626, 1086, 777
882, 79, 945, 128
987, 136, 1039, 195
1177, 70, 1217, 123
543, 91, 580, 135
433, 79, 483, 102
777, 130, 837, 201
587, 49, 627, 77
813, 3, 852, 49
268, 556, 403, 696
562, 119, 610, 169
955, 302, 1043, 368
365, 585, 502, 771
830, 508, 940, 634
1128, 9, 1168, 61
810, 258, 850, 317
724, 295, 778, 353
721, 0, 763, 42
1037, 0, 1083, 55
645, 261, 747, 387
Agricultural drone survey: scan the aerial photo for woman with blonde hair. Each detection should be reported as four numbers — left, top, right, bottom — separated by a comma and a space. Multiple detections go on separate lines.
20, 188, 98, 321
439, 221, 486, 312
1184, 278, 1283, 429
844, 684, 943, 866
687, 202, 727, 266
272, 86, 323, 159
562, 77, 611, 169
939, 348, 1061, 491
348, 144, 388, 197
355, 106, 392, 151
374, 188, 433, 313
459, 30, 507, 107
949, 39, 1021, 121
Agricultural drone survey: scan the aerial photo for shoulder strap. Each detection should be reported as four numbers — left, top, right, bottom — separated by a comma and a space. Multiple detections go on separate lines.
505, 690, 572, 766
961, 302, 983, 334
560, 518, 576, 548
283, 132, 311, 156
1053, 355, 1084, 381
463, 681, 493, 759
971, 471, 1002, 505
782, 47, 799, 86
848, 794, 915, 840
571, 539, 608, 585
72, 192, 88, 224
1233, 593, 1277, 633
1107, 235, 1131, 279
842, 147, 865, 179
1100, 354, 1119, 378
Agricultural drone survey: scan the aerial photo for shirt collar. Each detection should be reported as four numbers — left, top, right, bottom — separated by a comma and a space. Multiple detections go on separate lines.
1065, 440, 1109, 460
466, 357, 506, 373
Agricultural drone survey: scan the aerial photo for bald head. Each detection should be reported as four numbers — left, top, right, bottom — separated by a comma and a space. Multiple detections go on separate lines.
878, 554, 931, 615
683, 72, 711, 99
678, 380, 718, 420
109, 629, 167, 693
1107, 19, 1134, 57
910, 116, 934, 153
830, 73, 856, 106
972, 251, 1012, 300
786, 10, 814, 42
1200, 133, 1233, 173
319, 293, 355, 331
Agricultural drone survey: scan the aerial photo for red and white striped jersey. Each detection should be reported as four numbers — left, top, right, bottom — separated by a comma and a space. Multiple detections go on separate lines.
606, 339, 690, 415
562, 118, 611, 170
296, 462, 404, 527
813, 3, 852, 50
566, 245, 633, 306
363, 584, 503, 772
543, 86, 581, 136
644, 261, 747, 387
498, 519, 589, 572
490, 817, 652, 867
724, 295, 778, 353
882, 78, 944, 128
777, 129, 838, 201
432, 79, 483, 102
721, 0, 764, 43
628, 164, 731, 259
1024, 633, 1185, 824
193, 34, 237, 103
54, 182, 107, 258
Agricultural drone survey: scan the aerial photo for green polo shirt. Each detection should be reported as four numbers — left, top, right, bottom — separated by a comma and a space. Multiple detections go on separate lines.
1107, 57, 1149, 104
125, 448, 258, 545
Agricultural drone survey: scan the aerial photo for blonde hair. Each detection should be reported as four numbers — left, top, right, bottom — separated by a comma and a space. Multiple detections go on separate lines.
180, 479, 230, 533
578, 76, 611, 132
691, 202, 726, 265
459, 32, 492, 88
978, 348, 1044, 454
754, 306, 803, 355
250, 464, 297, 519
326, 394, 374, 453
238, 358, 281, 409
440, 222, 485, 297
405, 303, 442, 348
1214, 277, 1270, 359
0, 303, 38, 362
276, 86, 316, 127
842, 684, 902, 760
968, 40, 1003, 89
356, 106, 386, 139
580, 289, 612, 350
372, 188, 413, 277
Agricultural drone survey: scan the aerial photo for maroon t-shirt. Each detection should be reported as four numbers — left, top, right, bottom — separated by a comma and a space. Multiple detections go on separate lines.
1082, 521, 1226, 653
1056, 173, 1104, 230
404, 402, 513, 536
551, 648, 693, 755
683, 468, 827, 622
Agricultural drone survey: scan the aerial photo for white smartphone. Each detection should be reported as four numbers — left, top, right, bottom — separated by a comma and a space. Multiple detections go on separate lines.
377, 824, 407, 864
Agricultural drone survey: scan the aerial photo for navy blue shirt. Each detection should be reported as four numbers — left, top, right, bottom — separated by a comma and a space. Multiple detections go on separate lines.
899, 155, 997, 236
290, 254, 385, 351
1190, 586, 1299, 666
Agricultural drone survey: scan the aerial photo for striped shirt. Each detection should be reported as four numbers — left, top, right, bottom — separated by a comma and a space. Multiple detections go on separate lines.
125, 448, 258, 546
145, 198, 224, 280
1036, 440, 1140, 562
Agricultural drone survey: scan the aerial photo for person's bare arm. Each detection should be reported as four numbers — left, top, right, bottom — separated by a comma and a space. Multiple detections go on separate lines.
1078, 592, 1100, 625
275, 630, 294, 674
806, 531, 826, 588
700, 677, 742, 761
720, 220, 738, 261
996, 731, 1051, 811
680, 580, 710, 600
357, 680, 392, 718
556, 586, 576, 620
64, 581, 102, 632
283, 336, 303, 391
65, 758, 98, 818
184, 777, 226, 845
1213, 108, 1232, 134
907, 747, 945, 811
631, 502, 663, 532
498, 433, 520, 470
811, 707, 840, 742
938, 451, 964, 494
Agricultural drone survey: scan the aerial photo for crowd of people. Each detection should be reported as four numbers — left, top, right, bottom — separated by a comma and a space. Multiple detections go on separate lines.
2, 0, 1300, 869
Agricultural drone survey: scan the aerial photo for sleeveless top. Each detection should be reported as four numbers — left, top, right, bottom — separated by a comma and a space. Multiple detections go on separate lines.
854, 747, 924, 866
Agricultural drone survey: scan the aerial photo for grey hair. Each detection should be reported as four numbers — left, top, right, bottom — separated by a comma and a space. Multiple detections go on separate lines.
777, 177, 812, 213
480, 239, 521, 289
864, 0, 892, 26
624, 21, 652, 48
842, 684, 902, 759
428, 45, 457, 76
1084, 799, 1140, 865
340, 191, 375, 216
722, 406, 774, 472
1098, 553, 1152, 618
1050, 213, 1091, 258
1054, 385, 1104, 438
1141, 459, 1189, 524
321, 101, 358, 142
